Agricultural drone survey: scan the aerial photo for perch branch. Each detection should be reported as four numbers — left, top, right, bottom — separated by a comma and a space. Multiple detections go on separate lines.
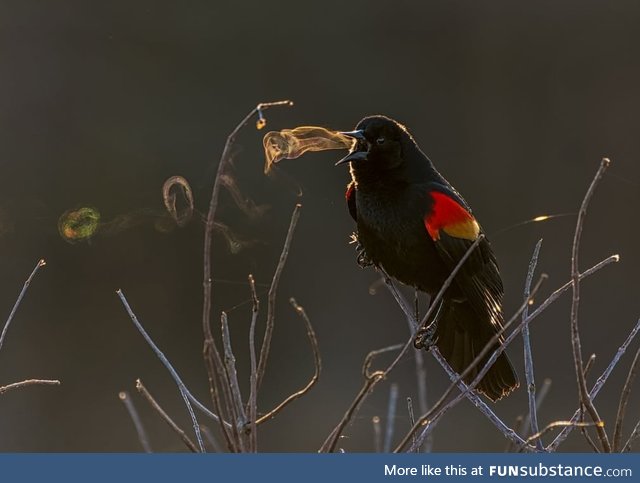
320, 237, 484, 453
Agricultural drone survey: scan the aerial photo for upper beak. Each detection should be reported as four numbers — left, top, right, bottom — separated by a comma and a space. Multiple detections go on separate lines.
339, 130, 366, 141
335, 130, 367, 165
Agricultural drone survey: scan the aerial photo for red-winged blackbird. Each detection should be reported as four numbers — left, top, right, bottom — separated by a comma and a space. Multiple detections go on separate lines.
336, 115, 518, 401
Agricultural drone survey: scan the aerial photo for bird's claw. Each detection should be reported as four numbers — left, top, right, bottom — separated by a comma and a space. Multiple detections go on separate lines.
414, 322, 438, 350
354, 240, 374, 268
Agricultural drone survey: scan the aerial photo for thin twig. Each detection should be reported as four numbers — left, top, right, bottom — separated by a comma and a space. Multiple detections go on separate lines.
613, 345, 640, 451
135, 379, 199, 453
383, 383, 399, 452
247, 274, 259, 452
548, 317, 640, 451
117, 289, 205, 452
0, 259, 46, 354
520, 378, 552, 444
256, 203, 301, 390
579, 361, 600, 452
522, 239, 544, 449
256, 298, 320, 424
372, 416, 382, 452
119, 390, 152, 452
219, 310, 246, 452
406, 397, 417, 452
527, 420, 602, 445
0, 379, 60, 395
221, 311, 247, 429
583, 354, 597, 379
569, 157, 611, 452
622, 419, 640, 453
200, 426, 222, 453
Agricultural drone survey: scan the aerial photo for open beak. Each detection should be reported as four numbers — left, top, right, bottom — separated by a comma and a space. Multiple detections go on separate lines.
335, 130, 367, 165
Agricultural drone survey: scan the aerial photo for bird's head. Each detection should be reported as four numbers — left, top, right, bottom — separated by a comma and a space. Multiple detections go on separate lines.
335, 115, 415, 171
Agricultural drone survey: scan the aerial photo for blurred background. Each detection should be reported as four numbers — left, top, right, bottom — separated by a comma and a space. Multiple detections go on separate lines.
0, 0, 638, 452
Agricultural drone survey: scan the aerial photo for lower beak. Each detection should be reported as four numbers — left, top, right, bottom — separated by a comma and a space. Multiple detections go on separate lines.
335, 151, 368, 165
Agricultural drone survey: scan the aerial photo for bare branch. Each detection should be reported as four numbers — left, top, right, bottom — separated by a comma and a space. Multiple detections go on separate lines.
548, 317, 640, 451
135, 379, 199, 453
119, 390, 152, 453
0, 259, 46, 353
520, 378, 552, 445
622, 419, 640, 453
569, 157, 611, 452
0, 379, 60, 395
256, 297, 320, 425
383, 383, 399, 452
221, 311, 247, 431
522, 239, 544, 449
527, 420, 602, 445
117, 289, 206, 452
613, 345, 640, 452
406, 397, 418, 452
257, 203, 302, 390
372, 416, 382, 452
247, 274, 259, 452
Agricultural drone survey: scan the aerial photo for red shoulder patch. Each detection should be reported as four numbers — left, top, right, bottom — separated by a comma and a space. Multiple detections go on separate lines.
425, 191, 480, 241
345, 182, 355, 202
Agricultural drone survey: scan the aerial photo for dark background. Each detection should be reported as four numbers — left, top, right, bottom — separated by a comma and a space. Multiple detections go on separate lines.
0, 0, 638, 452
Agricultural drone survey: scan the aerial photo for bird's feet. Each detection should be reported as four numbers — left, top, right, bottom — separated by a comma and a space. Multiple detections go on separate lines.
414, 321, 438, 351
350, 233, 373, 268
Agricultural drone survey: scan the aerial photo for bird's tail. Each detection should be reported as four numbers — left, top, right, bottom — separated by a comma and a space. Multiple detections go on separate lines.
434, 299, 518, 401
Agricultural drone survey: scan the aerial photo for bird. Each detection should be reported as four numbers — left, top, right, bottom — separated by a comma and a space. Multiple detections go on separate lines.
336, 115, 518, 401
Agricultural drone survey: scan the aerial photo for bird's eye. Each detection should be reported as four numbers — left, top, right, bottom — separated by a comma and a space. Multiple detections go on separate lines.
376, 137, 385, 145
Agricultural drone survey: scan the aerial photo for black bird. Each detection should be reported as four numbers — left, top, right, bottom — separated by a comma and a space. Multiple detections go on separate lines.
336, 115, 518, 401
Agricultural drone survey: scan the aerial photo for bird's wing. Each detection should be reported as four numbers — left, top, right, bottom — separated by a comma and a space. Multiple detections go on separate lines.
423, 183, 504, 332
346, 181, 357, 221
